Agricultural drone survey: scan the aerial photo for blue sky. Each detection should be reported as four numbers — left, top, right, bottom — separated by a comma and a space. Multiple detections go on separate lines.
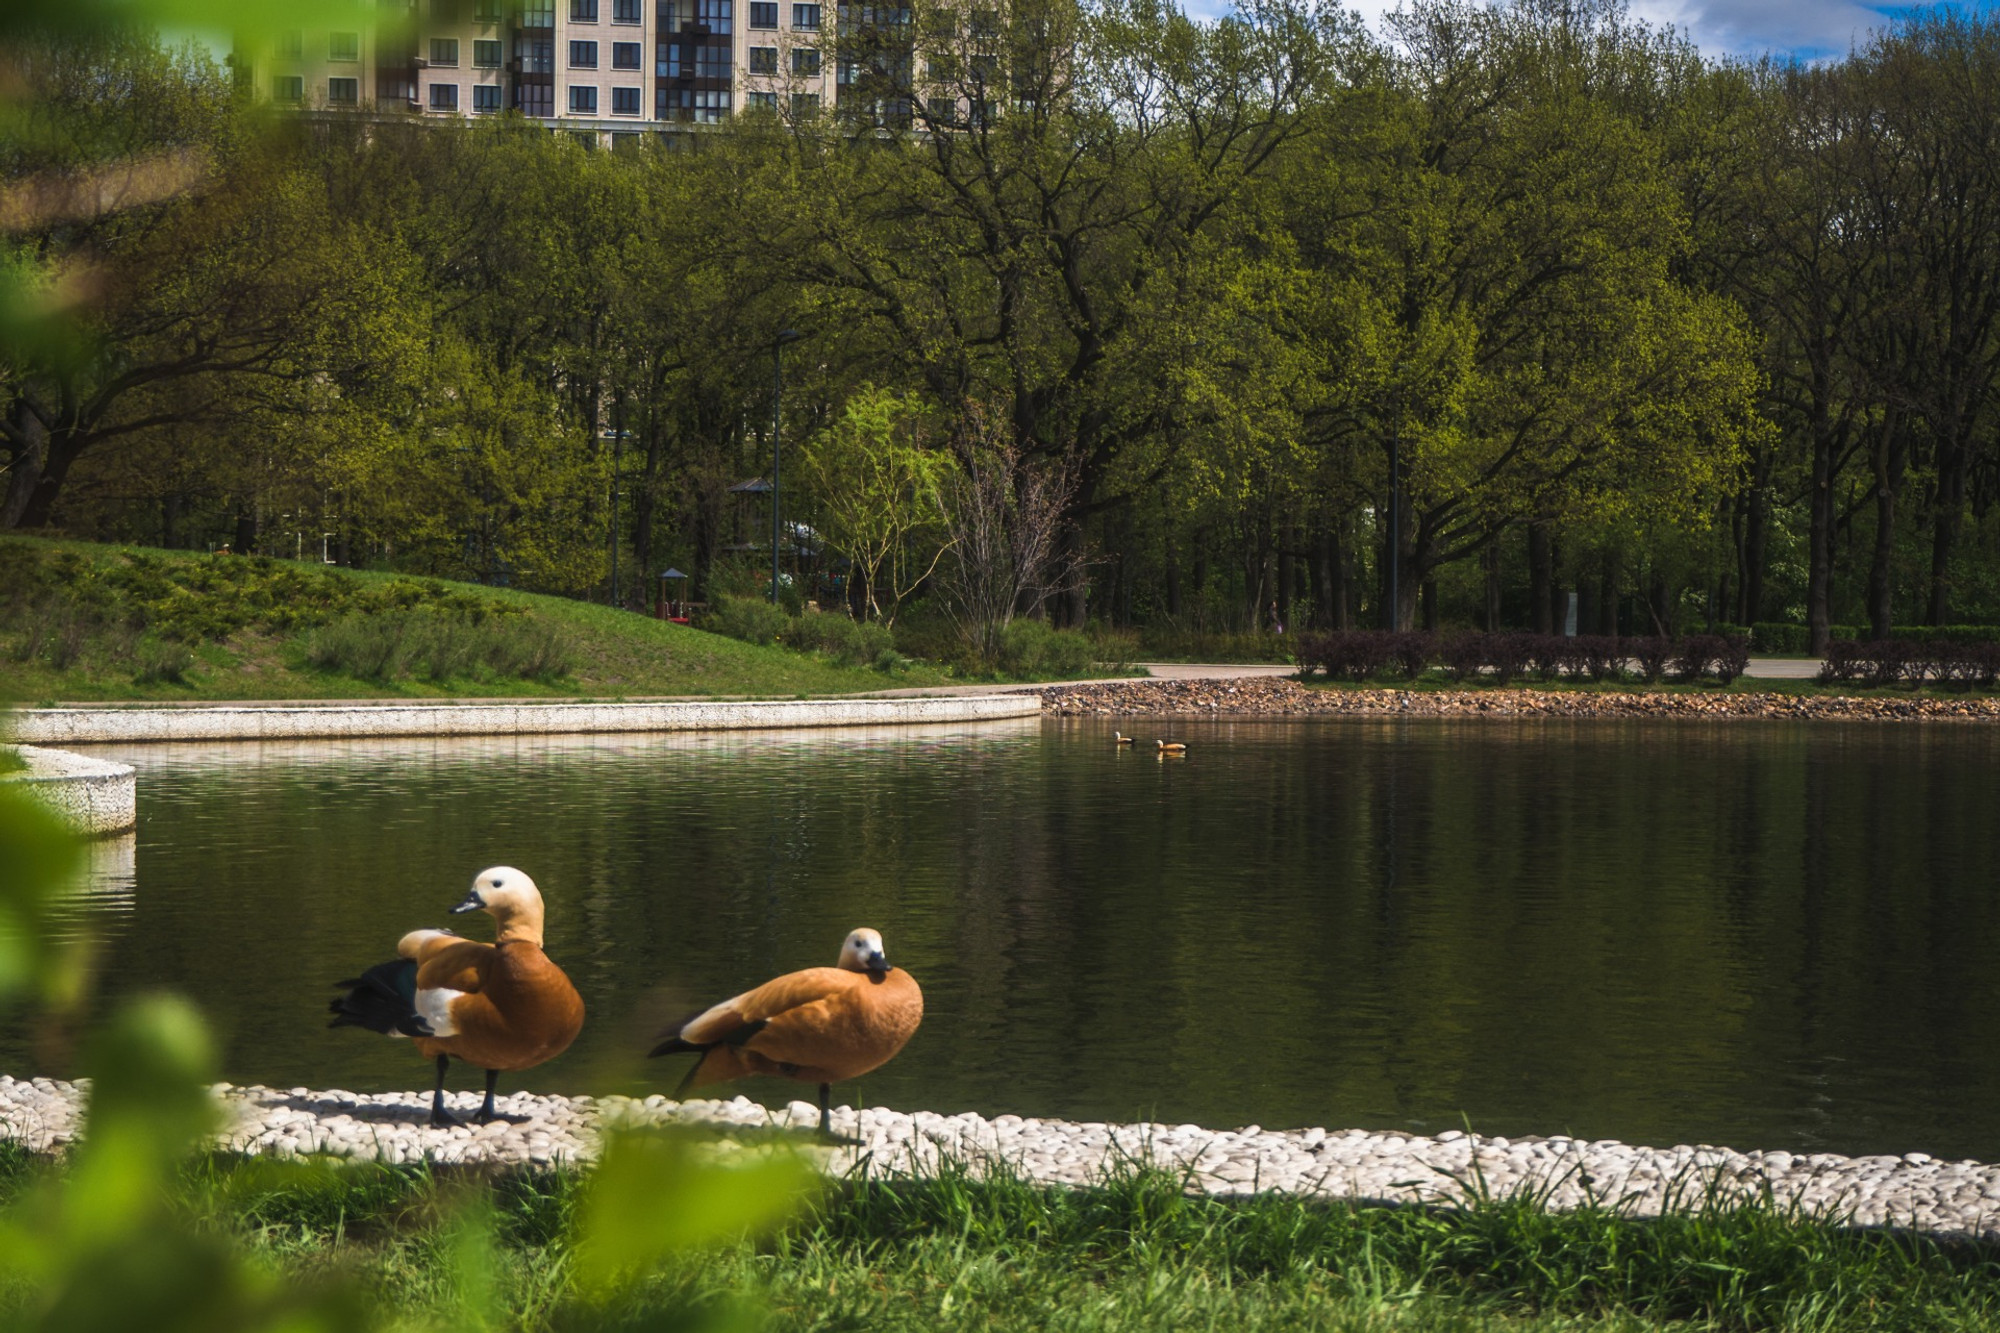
1182, 1, 1999, 61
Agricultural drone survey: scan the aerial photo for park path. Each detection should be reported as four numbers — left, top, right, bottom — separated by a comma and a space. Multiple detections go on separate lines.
865, 656, 1822, 697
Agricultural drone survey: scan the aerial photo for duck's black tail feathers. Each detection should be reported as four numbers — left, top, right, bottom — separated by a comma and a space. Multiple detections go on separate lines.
329, 959, 431, 1037
648, 1012, 767, 1094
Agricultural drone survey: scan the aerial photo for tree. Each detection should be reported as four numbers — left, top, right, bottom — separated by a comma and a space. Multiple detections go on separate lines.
797, 387, 954, 625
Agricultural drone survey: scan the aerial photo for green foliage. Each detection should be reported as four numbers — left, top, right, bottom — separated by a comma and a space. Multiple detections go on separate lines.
302, 611, 573, 684
701, 595, 792, 647
997, 620, 1098, 678
704, 598, 901, 671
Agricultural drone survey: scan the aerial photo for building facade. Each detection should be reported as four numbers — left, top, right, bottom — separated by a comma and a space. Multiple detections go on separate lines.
237, 0, 920, 140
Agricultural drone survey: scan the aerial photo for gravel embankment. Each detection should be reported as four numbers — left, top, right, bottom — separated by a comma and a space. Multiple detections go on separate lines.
1041, 679, 2000, 721
8, 1074, 2000, 1237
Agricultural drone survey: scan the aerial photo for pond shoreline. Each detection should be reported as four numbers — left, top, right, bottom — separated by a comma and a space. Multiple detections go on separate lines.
3, 694, 1040, 745
5, 1073, 1997, 1237
1039, 678, 2000, 721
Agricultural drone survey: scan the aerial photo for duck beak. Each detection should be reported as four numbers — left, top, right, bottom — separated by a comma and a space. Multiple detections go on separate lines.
866, 950, 888, 975
450, 890, 486, 915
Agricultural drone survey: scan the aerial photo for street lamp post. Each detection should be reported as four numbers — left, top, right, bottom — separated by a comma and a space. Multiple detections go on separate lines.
770, 329, 804, 603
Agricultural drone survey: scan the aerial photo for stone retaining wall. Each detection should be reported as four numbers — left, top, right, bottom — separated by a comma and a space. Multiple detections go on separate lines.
1, 745, 136, 835
1042, 678, 2000, 721
6, 1075, 1996, 1237
5, 694, 1041, 746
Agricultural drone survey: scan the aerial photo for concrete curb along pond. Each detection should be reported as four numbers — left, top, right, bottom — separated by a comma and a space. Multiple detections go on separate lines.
6, 1075, 2000, 1239
3, 693, 1042, 746
1, 744, 135, 835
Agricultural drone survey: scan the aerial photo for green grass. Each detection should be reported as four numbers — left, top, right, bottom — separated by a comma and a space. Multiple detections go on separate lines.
8, 1142, 2000, 1331
0, 536, 960, 702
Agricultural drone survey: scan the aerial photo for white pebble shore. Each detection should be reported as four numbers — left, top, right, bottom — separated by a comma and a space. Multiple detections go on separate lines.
7, 1073, 2000, 1236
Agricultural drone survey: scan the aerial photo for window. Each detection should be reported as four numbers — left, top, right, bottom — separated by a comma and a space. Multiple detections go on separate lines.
430, 83, 459, 109
474, 39, 503, 66
570, 39, 598, 65
789, 90, 819, 116
926, 52, 957, 81
612, 40, 642, 67
747, 89, 777, 108
329, 31, 360, 60
521, 0, 555, 24
659, 85, 729, 121
613, 0, 643, 18
792, 3, 820, 27
612, 85, 641, 114
328, 76, 359, 103
570, 84, 598, 112
431, 0, 460, 18
749, 1, 776, 25
273, 74, 303, 101
697, 0, 731, 32
697, 44, 730, 77
969, 8, 999, 37
791, 46, 819, 74
522, 38, 554, 72
429, 38, 459, 65
474, 0, 503, 19
748, 45, 776, 72
571, 0, 598, 18
474, 84, 502, 111
276, 29, 303, 56
519, 83, 554, 114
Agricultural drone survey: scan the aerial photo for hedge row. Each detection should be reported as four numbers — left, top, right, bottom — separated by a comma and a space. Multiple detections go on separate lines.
1819, 639, 2000, 687
1296, 631, 1751, 685
1751, 622, 2000, 654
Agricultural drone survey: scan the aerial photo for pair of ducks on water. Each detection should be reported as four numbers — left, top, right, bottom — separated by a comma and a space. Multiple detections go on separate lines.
328, 866, 922, 1138
1115, 733, 1188, 754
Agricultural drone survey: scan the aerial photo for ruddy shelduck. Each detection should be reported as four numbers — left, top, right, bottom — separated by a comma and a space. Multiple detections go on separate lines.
649, 928, 923, 1138
1157, 739, 1188, 754
329, 866, 585, 1127
1114, 731, 1135, 746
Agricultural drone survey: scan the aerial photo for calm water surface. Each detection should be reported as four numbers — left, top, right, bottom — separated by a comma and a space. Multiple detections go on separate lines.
19, 716, 2000, 1160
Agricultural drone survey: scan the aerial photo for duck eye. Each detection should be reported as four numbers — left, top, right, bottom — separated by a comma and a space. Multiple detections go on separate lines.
491, 879, 503, 888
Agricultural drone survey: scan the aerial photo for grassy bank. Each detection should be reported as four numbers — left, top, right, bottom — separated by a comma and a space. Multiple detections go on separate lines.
0, 537, 959, 702
7, 1143, 2000, 1331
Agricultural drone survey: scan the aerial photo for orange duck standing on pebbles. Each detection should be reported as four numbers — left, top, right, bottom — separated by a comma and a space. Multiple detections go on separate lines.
329, 866, 585, 1127
649, 928, 923, 1139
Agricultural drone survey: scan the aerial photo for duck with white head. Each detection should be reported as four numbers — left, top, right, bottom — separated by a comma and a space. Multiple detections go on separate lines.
650, 927, 924, 1140
330, 866, 585, 1127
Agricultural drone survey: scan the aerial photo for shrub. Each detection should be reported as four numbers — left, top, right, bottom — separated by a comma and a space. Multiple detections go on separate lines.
305, 611, 572, 683
1486, 632, 1531, 685
790, 611, 896, 668
1388, 631, 1432, 681
1818, 640, 1860, 684
1438, 632, 1488, 682
998, 619, 1096, 677
1671, 635, 1718, 684
1861, 639, 1913, 688
702, 596, 791, 647
1752, 623, 1810, 654
131, 640, 195, 685
1715, 635, 1751, 685
1578, 635, 1624, 682
306, 615, 405, 680
1632, 636, 1672, 683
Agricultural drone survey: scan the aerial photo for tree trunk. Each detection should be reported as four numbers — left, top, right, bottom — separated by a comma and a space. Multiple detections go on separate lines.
1928, 440, 1967, 626
233, 504, 259, 556
1164, 544, 1182, 618
1420, 578, 1437, 631
1808, 417, 1838, 655
1529, 524, 1553, 634
1598, 553, 1618, 636
1310, 529, 1333, 630
1866, 413, 1905, 640
1739, 470, 1768, 625
1484, 541, 1502, 631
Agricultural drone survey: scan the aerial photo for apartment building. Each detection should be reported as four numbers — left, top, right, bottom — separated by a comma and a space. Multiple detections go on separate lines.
237, 0, 919, 138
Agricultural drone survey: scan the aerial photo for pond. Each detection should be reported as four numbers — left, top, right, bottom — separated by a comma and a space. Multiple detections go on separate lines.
19, 715, 2000, 1160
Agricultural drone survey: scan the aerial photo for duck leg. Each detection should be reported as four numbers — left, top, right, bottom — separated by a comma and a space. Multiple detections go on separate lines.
429, 1053, 461, 1128
477, 1068, 499, 1124
815, 1082, 860, 1146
